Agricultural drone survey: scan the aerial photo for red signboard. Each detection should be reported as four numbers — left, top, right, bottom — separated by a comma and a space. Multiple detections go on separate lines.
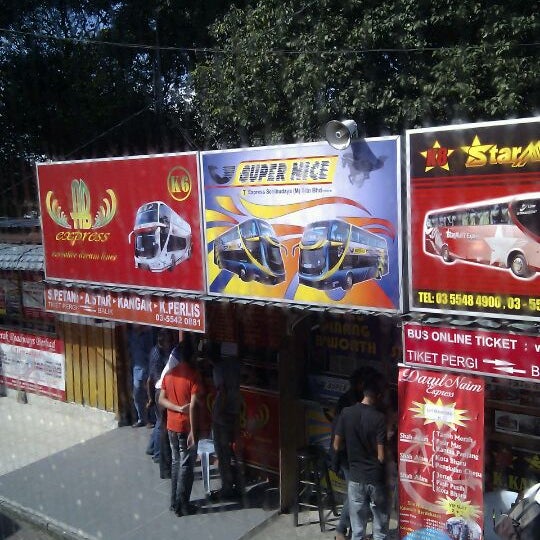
403, 322, 540, 383
407, 118, 540, 320
0, 329, 65, 400
239, 388, 279, 472
398, 367, 484, 540
45, 285, 205, 333
37, 154, 204, 293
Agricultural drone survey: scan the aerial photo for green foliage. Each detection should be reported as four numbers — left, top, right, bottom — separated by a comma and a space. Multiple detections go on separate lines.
192, 0, 539, 147
0, 0, 243, 215
0, 1, 538, 214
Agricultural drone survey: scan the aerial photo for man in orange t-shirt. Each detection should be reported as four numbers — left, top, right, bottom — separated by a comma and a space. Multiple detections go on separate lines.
159, 339, 202, 516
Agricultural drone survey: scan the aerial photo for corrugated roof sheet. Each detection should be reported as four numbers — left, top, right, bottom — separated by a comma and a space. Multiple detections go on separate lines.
0, 243, 44, 272
0, 217, 40, 229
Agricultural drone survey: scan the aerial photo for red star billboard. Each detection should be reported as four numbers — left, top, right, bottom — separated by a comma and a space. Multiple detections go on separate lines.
407, 117, 540, 320
37, 153, 204, 293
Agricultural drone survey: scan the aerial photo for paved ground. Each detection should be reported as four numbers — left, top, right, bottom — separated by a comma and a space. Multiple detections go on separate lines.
0, 391, 116, 477
0, 392, 276, 540
0, 392, 397, 540
253, 509, 399, 540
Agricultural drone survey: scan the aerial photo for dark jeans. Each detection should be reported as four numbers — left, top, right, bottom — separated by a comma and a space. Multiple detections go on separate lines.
336, 466, 351, 535
213, 421, 238, 494
149, 389, 162, 458
132, 369, 147, 423
168, 430, 196, 511
159, 405, 172, 478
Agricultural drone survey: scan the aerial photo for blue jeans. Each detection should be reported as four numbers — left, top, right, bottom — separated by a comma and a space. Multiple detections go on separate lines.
168, 431, 196, 511
348, 480, 388, 540
149, 389, 162, 457
132, 367, 147, 423
336, 467, 351, 535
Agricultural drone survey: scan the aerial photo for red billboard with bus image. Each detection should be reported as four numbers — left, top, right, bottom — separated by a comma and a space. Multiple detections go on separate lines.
407, 118, 540, 319
37, 153, 204, 293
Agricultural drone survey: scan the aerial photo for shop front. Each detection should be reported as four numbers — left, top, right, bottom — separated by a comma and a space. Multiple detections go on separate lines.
34, 117, 540, 534
0, 244, 62, 400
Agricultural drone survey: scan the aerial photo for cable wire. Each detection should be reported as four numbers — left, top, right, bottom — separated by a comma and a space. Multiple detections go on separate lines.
1, 27, 538, 55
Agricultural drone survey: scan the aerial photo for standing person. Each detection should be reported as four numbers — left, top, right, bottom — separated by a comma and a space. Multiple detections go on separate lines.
210, 342, 242, 500
332, 367, 380, 540
127, 325, 153, 427
154, 335, 185, 479
159, 335, 202, 516
146, 329, 174, 462
333, 379, 388, 540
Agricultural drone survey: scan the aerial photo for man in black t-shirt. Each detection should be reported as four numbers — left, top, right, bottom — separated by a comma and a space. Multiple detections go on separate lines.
334, 380, 388, 540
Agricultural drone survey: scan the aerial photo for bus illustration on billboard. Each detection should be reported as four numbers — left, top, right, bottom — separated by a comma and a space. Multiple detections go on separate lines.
298, 219, 388, 290
424, 193, 540, 279
213, 218, 286, 285
129, 201, 192, 272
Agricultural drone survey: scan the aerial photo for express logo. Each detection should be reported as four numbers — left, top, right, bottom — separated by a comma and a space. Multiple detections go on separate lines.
167, 166, 192, 201
46, 179, 117, 244
461, 135, 540, 168
420, 140, 455, 172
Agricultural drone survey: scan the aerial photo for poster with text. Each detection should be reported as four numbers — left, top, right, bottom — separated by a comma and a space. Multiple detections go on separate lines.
45, 285, 205, 332
398, 367, 484, 540
239, 388, 279, 472
37, 153, 204, 293
407, 117, 540, 320
0, 329, 65, 400
202, 138, 401, 311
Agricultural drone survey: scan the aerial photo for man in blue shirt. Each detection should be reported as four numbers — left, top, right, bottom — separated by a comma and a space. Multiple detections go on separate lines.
146, 329, 174, 461
127, 325, 153, 427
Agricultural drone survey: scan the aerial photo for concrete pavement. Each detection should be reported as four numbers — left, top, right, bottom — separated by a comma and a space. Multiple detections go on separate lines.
0, 393, 277, 540
0, 392, 397, 540
0, 390, 116, 477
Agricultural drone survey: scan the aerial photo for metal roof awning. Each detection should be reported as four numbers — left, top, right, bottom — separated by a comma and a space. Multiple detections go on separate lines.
0, 243, 44, 272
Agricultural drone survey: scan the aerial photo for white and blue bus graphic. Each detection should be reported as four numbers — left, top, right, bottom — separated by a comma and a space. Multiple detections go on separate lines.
214, 219, 285, 285
298, 219, 388, 290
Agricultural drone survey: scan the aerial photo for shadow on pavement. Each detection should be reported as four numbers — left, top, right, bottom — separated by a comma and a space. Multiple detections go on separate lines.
0, 512, 20, 539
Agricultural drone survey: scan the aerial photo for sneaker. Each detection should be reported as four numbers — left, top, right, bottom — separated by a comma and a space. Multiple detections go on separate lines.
131, 421, 145, 428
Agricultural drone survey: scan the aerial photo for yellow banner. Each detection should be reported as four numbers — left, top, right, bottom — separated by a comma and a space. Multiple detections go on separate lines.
232, 156, 338, 186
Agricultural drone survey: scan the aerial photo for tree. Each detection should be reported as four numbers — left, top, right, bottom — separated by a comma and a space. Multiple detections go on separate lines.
0, 0, 244, 215
192, 0, 539, 148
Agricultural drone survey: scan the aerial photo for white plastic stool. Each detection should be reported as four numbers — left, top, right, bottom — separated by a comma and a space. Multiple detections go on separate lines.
197, 439, 215, 495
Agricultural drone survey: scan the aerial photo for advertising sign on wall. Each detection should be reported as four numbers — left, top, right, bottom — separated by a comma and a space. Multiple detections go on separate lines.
202, 138, 401, 311
0, 329, 65, 399
407, 117, 540, 320
37, 153, 204, 293
45, 285, 205, 332
403, 322, 540, 383
398, 367, 484, 540
239, 388, 279, 472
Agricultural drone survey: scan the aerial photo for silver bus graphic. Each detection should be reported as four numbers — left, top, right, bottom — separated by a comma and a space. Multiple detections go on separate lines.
129, 201, 192, 272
